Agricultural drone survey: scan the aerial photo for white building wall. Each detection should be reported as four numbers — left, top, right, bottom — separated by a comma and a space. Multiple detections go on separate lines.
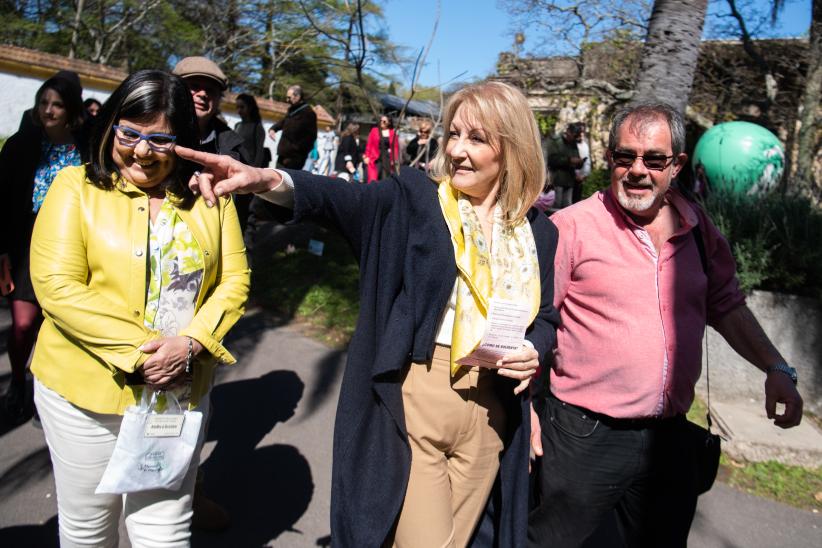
0, 71, 280, 165
0, 71, 110, 138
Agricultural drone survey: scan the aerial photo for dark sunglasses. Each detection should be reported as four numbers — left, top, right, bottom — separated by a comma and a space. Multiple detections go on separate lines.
113, 125, 177, 152
610, 149, 675, 171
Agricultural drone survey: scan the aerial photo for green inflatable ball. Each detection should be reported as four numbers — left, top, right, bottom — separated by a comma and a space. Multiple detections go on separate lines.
692, 121, 784, 195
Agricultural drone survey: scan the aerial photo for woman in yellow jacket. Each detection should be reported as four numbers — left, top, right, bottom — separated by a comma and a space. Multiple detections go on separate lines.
29, 70, 249, 547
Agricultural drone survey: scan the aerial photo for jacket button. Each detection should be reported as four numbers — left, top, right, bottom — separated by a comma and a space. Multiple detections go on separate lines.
133, 310, 140, 317
138, 206, 145, 212
135, 249, 143, 257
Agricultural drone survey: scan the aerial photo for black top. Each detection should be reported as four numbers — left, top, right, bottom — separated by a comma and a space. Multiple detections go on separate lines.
0, 126, 90, 256
234, 120, 266, 167
284, 166, 559, 547
405, 136, 439, 169
334, 134, 361, 174
272, 101, 318, 169
198, 118, 248, 164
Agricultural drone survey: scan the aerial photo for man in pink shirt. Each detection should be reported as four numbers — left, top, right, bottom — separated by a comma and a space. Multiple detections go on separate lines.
527, 103, 803, 547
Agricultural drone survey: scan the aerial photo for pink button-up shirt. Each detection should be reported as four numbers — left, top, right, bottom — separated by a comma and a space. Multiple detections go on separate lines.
550, 189, 745, 418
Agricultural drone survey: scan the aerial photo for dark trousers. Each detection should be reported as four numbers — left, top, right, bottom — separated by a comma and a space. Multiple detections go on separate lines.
528, 393, 698, 548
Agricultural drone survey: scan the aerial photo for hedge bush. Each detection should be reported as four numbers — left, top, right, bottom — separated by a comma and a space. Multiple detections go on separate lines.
702, 189, 822, 299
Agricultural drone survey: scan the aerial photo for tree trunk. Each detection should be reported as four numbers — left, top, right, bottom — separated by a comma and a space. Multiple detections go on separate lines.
68, 0, 85, 59
632, 0, 709, 113
794, 0, 821, 200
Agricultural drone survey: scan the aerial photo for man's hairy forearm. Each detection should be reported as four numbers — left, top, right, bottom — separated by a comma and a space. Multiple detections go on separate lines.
713, 304, 785, 372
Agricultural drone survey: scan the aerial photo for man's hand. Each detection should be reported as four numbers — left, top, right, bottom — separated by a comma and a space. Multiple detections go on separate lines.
175, 146, 283, 207
496, 344, 540, 395
765, 372, 803, 428
139, 336, 204, 388
569, 157, 584, 168
0, 254, 14, 296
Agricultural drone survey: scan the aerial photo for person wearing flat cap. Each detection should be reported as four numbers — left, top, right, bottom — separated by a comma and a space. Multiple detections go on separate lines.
172, 56, 251, 530
173, 56, 252, 231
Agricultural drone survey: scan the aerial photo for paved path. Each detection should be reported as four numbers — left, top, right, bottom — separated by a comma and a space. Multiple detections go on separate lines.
0, 305, 820, 547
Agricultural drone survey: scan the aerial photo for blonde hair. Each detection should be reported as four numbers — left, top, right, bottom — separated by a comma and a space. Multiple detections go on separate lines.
430, 81, 544, 223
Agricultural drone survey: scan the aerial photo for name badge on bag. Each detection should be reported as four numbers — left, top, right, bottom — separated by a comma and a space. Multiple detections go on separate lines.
145, 414, 185, 437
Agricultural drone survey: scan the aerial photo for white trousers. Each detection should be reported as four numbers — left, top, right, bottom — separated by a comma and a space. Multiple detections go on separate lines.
34, 378, 208, 548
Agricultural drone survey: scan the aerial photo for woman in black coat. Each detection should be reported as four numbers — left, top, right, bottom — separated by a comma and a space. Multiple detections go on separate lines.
404, 118, 439, 172
0, 75, 88, 420
334, 122, 362, 181
179, 81, 559, 548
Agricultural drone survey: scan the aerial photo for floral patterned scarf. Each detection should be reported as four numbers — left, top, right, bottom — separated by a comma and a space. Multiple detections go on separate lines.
438, 179, 541, 375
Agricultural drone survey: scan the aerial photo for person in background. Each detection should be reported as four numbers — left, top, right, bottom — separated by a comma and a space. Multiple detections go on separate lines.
405, 119, 439, 173
572, 123, 591, 203
546, 123, 584, 209
30, 69, 249, 547
84, 98, 103, 118
334, 122, 362, 182
315, 128, 336, 176
364, 114, 399, 183
0, 74, 88, 422
172, 56, 251, 530
173, 56, 251, 234
176, 80, 559, 548
17, 70, 84, 136
234, 93, 266, 168
270, 84, 317, 170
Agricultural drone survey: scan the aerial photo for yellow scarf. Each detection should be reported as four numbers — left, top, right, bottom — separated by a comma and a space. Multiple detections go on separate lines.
438, 180, 541, 375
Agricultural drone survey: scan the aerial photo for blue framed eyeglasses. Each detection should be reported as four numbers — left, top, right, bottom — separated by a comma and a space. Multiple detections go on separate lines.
113, 125, 177, 152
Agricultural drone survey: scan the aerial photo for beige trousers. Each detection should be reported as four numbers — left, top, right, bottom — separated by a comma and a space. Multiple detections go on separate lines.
390, 345, 507, 548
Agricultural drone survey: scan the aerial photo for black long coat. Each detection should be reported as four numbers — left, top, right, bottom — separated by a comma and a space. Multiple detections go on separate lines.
285, 167, 560, 547
0, 125, 90, 257
274, 101, 318, 169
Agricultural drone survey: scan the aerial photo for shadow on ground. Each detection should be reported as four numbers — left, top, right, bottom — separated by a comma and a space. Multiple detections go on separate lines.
193, 370, 313, 547
0, 515, 58, 548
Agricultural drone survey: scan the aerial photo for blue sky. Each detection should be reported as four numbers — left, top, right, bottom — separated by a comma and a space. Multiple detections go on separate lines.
381, 0, 813, 89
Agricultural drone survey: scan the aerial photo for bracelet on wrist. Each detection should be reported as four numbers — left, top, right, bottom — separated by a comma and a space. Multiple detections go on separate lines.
184, 336, 194, 375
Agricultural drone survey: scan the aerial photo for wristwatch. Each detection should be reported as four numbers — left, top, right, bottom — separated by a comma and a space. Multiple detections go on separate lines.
766, 363, 798, 385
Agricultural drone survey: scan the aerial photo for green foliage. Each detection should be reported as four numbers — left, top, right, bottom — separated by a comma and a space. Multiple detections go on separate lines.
688, 396, 822, 511
252, 227, 359, 341
686, 395, 709, 428
0, 0, 398, 121
725, 458, 822, 511
702, 189, 822, 299
534, 112, 558, 138
581, 168, 610, 199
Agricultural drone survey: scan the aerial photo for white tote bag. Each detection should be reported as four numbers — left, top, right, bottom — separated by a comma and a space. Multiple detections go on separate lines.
96, 389, 203, 494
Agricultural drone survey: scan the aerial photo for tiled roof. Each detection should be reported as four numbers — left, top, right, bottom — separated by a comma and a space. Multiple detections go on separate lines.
0, 44, 335, 127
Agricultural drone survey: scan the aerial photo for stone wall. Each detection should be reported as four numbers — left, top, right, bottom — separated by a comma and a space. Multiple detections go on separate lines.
696, 291, 822, 416
495, 39, 821, 185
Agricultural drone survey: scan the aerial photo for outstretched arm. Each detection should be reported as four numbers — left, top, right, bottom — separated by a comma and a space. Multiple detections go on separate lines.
176, 145, 288, 207
713, 304, 803, 428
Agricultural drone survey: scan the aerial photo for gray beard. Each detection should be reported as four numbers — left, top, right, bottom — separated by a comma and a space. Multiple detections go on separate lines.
616, 181, 659, 213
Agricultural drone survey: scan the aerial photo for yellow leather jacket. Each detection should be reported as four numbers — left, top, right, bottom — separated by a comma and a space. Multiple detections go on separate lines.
30, 166, 250, 414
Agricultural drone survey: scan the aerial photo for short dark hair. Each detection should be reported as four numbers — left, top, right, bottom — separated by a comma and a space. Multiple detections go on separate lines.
608, 103, 686, 156
236, 93, 261, 122
86, 70, 199, 209
32, 76, 85, 130
84, 98, 102, 109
